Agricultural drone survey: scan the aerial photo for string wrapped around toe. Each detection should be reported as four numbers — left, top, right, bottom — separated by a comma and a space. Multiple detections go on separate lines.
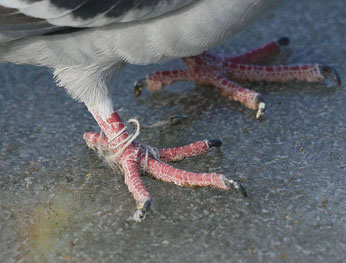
84, 113, 246, 221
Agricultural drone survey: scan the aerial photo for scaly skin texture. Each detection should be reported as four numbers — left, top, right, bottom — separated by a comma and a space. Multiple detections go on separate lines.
84, 112, 245, 222
87, 39, 340, 222
135, 38, 340, 118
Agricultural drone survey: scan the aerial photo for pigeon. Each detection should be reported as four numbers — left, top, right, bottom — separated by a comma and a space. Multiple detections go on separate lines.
0, 0, 340, 222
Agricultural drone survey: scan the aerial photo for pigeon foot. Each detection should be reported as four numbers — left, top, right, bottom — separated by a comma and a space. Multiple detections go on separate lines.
135, 37, 341, 118
84, 112, 245, 222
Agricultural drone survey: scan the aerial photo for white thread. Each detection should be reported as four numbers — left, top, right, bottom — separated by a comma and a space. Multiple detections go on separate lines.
141, 144, 160, 171
95, 118, 161, 171
144, 148, 149, 171
107, 119, 140, 160
108, 126, 128, 149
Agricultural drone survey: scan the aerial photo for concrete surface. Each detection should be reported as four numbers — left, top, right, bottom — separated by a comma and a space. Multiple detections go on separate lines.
0, 0, 345, 262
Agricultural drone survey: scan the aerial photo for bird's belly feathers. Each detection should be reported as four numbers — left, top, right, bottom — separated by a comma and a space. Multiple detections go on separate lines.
0, 0, 279, 68
96, 0, 280, 65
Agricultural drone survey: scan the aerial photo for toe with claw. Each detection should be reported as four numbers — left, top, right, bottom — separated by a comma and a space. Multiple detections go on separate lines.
208, 139, 222, 148
319, 65, 342, 88
277, 37, 290, 46
85, 38, 342, 221
134, 37, 341, 118
222, 175, 248, 197
134, 199, 151, 222
134, 78, 147, 97
85, 112, 245, 221
255, 95, 266, 119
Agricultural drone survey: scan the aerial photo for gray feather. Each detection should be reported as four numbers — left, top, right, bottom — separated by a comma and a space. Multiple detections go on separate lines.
0, 0, 198, 41
0, 8, 63, 41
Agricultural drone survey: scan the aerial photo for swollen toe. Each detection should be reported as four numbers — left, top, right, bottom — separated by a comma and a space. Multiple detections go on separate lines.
222, 175, 247, 197
133, 199, 151, 222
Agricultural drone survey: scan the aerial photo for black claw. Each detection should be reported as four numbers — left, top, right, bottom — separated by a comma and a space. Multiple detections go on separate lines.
142, 199, 151, 214
134, 78, 147, 97
239, 183, 248, 197
222, 176, 247, 197
134, 85, 142, 97
134, 199, 151, 222
255, 94, 265, 104
208, 139, 222, 148
319, 65, 342, 87
278, 37, 290, 46
255, 95, 266, 110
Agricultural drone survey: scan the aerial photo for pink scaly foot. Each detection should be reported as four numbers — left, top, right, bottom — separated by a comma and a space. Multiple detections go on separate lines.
134, 37, 341, 118
85, 112, 246, 222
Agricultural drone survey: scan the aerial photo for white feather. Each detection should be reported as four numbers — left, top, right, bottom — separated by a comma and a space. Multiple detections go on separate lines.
0, 0, 280, 114
0, 0, 32, 8
0, 0, 198, 28
18, 1, 80, 19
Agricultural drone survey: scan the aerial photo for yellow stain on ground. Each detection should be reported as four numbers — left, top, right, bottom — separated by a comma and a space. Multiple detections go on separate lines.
16, 196, 75, 262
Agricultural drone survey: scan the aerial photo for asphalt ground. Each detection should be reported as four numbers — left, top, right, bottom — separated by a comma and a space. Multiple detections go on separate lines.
0, 0, 345, 262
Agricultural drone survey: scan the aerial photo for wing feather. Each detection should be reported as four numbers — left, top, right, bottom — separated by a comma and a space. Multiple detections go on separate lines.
0, 0, 198, 42
0, 0, 198, 27
0, 7, 63, 41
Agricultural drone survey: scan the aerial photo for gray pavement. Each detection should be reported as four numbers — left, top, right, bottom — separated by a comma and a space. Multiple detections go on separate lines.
0, 0, 345, 262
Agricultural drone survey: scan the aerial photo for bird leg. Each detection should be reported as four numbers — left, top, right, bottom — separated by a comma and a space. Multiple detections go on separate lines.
134, 38, 341, 118
134, 69, 191, 96
85, 111, 246, 222
224, 37, 288, 64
